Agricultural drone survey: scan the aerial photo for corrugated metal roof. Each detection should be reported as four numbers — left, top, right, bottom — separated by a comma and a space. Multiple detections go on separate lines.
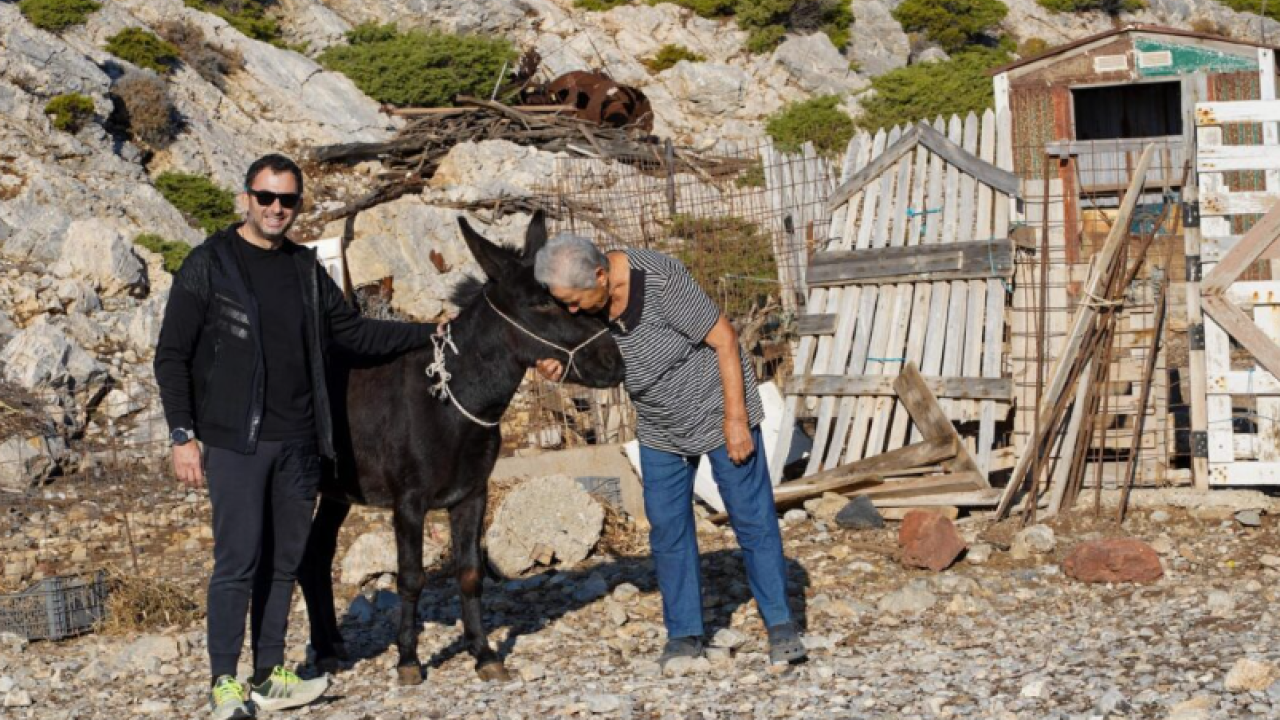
988, 24, 1280, 76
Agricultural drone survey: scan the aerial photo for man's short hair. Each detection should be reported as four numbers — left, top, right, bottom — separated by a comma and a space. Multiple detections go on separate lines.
534, 233, 609, 290
244, 153, 304, 195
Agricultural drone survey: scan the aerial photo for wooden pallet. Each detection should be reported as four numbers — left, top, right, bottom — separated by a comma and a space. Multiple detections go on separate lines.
772, 110, 1016, 483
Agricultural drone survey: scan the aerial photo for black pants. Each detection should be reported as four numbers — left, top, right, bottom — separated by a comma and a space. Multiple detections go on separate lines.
206, 439, 320, 679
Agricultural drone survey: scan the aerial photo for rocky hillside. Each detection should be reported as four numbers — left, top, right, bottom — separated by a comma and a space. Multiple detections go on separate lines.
1, 0, 1278, 491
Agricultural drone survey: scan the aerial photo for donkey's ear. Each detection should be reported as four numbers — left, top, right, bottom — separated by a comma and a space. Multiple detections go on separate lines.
458, 216, 515, 282
521, 209, 547, 264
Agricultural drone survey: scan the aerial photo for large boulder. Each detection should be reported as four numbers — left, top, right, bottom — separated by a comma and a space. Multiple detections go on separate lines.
0, 434, 66, 493
660, 62, 752, 118
0, 324, 106, 395
428, 140, 561, 203
848, 0, 910, 76
340, 530, 445, 587
1063, 538, 1164, 584
771, 34, 868, 96
53, 221, 147, 297
485, 475, 605, 577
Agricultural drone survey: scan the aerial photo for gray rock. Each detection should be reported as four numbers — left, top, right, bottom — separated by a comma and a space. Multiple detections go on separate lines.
2, 689, 31, 708
771, 34, 868, 96
834, 495, 885, 530
344, 595, 375, 624
518, 662, 546, 682
612, 583, 640, 602
1151, 509, 1172, 523
1234, 509, 1262, 528
1206, 590, 1235, 617
0, 324, 107, 394
583, 693, 626, 714
710, 628, 747, 650
877, 581, 937, 615
849, 0, 910, 76
339, 530, 444, 587
572, 573, 610, 603
53, 221, 147, 297
1096, 688, 1130, 714
965, 543, 994, 565
782, 509, 809, 524
660, 62, 750, 117
0, 434, 65, 493
1011, 524, 1056, 560
114, 634, 181, 671
485, 475, 605, 577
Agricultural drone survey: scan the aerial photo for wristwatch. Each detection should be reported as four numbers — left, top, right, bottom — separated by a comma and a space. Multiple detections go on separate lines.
170, 427, 195, 446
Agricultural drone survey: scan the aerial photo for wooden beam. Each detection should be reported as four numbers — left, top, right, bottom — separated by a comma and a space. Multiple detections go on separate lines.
827, 126, 921, 212
807, 239, 1015, 287
1201, 199, 1280, 294
788, 374, 1013, 400
1201, 294, 1280, 381
917, 122, 1021, 197
796, 314, 838, 336
995, 143, 1157, 518
797, 437, 956, 485
854, 471, 986, 498
893, 362, 983, 479
870, 488, 1001, 508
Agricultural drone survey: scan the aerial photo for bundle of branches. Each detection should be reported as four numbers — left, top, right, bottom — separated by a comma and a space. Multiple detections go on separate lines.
309, 97, 757, 222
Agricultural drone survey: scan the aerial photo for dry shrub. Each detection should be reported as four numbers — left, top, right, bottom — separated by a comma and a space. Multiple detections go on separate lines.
156, 19, 244, 90
96, 565, 202, 635
596, 501, 648, 557
111, 70, 179, 148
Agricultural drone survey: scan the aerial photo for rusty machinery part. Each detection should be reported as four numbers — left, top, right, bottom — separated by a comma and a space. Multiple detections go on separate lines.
521, 71, 653, 133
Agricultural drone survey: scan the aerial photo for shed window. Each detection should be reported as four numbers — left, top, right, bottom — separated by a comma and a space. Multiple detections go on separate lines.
1072, 82, 1182, 140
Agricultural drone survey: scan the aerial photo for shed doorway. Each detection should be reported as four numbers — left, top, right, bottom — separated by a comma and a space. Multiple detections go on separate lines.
1072, 81, 1183, 140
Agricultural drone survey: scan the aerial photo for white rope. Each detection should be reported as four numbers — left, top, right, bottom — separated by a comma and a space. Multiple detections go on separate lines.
424, 323, 501, 428
424, 294, 612, 428
1079, 289, 1124, 309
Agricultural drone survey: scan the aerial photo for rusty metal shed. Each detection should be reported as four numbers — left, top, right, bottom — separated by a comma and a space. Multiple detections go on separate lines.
991, 24, 1280, 260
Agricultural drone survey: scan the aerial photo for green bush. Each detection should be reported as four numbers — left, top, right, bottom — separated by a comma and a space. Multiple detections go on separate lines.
644, 44, 707, 72
1018, 36, 1050, 58
1036, 0, 1142, 13
105, 28, 181, 74
665, 215, 777, 318
745, 24, 788, 53
766, 94, 855, 155
155, 173, 238, 234
183, 0, 281, 44
657, 0, 737, 17
44, 93, 95, 133
892, 0, 1007, 53
18, 0, 100, 32
318, 26, 516, 107
654, 0, 850, 52
576, 0, 633, 9
855, 47, 1008, 131
133, 233, 192, 274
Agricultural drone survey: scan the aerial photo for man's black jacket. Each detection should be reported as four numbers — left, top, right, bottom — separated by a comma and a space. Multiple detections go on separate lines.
154, 225, 433, 458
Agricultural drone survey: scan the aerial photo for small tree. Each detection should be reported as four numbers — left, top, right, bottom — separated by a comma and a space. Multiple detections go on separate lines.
891, 0, 1007, 53
155, 173, 238, 234
575, 0, 633, 9
111, 71, 180, 148
766, 95, 855, 155
318, 26, 516, 107
183, 0, 281, 44
105, 28, 182, 74
156, 20, 245, 90
1036, 0, 1142, 13
855, 48, 1006, 131
45, 93, 95, 133
18, 0, 100, 32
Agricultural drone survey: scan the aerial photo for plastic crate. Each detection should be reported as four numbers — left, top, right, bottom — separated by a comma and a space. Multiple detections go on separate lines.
576, 475, 622, 510
0, 571, 108, 641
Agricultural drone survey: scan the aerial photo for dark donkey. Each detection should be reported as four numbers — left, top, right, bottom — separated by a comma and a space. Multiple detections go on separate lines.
297, 212, 624, 685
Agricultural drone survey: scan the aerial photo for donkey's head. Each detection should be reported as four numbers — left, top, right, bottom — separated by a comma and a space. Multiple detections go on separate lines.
457, 211, 625, 388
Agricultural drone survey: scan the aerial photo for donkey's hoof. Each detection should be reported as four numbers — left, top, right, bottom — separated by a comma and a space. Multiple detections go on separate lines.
397, 664, 424, 686
315, 656, 344, 675
476, 661, 513, 683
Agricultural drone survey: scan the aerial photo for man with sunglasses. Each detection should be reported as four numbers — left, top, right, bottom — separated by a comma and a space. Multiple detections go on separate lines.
155, 154, 437, 720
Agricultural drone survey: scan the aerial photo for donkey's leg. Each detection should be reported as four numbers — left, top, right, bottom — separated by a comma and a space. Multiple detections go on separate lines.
450, 491, 512, 682
299, 495, 351, 673
392, 502, 429, 686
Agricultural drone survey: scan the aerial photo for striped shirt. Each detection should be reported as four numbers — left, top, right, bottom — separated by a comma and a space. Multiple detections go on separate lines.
612, 248, 765, 455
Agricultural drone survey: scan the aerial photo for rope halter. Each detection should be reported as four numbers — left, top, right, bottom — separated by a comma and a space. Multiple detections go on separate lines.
424, 293, 612, 428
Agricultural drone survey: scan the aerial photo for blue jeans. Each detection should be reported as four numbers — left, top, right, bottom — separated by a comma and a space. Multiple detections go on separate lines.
639, 426, 792, 639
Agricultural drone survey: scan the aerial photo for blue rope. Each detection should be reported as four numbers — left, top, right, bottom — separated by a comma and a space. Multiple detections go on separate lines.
905, 206, 943, 218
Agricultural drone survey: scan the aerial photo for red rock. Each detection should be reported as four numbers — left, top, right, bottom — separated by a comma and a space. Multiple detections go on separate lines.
1063, 538, 1163, 584
898, 510, 967, 572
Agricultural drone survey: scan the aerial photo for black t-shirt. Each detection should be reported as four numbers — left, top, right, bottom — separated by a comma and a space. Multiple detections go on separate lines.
235, 238, 315, 441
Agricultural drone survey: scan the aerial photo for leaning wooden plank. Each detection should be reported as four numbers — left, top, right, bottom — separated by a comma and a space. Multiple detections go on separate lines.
796, 314, 838, 335
893, 362, 982, 475
871, 489, 1001, 508
826, 126, 921, 212
916, 121, 1020, 197
787, 374, 1013, 400
798, 437, 956, 487
1045, 359, 1094, 518
1201, 199, 1280, 294
995, 144, 1156, 518
1201, 294, 1280, 380
807, 239, 1015, 285
855, 472, 986, 498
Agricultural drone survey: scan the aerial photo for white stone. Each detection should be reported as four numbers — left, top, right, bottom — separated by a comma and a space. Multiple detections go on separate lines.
55, 221, 147, 297
485, 475, 605, 577
1225, 658, 1278, 692
340, 530, 444, 587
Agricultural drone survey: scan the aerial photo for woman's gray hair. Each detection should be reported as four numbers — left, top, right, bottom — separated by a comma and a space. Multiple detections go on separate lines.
533, 233, 609, 289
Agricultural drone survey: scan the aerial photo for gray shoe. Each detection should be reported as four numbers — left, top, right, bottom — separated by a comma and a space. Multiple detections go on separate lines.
209, 675, 253, 720
249, 666, 329, 712
658, 636, 704, 668
767, 621, 808, 665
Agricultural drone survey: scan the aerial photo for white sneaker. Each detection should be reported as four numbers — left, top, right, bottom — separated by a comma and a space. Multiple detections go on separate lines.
209, 675, 254, 720
248, 666, 328, 712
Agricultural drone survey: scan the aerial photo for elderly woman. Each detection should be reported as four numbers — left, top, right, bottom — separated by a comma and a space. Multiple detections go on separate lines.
532, 233, 806, 666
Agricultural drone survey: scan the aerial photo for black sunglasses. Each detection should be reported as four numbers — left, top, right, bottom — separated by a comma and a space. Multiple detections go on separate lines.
245, 188, 302, 209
